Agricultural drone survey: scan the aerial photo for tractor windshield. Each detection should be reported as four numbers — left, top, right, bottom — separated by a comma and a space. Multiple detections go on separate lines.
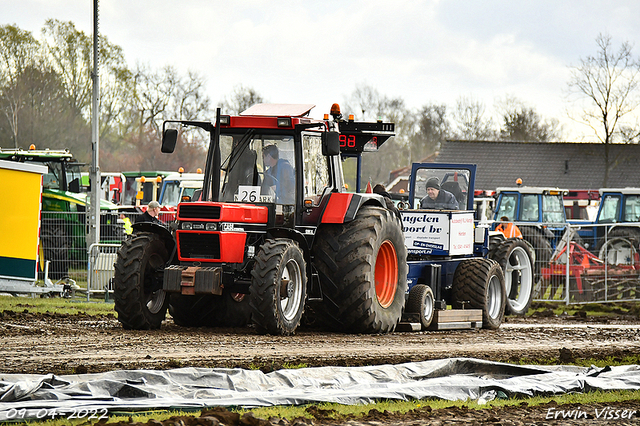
623, 195, 640, 222
412, 167, 471, 210
160, 181, 182, 207
219, 132, 296, 205
541, 194, 565, 223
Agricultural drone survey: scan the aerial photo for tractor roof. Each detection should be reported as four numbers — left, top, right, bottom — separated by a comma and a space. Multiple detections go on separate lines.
0, 147, 74, 162
599, 188, 640, 195
240, 104, 315, 117
496, 187, 568, 195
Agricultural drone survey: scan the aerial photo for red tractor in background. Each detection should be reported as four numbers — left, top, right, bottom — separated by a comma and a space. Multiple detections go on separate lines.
113, 104, 406, 335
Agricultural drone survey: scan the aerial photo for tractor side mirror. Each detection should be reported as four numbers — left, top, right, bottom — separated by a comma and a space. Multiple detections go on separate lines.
322, 132, 340, 156
161, 129, 178, 153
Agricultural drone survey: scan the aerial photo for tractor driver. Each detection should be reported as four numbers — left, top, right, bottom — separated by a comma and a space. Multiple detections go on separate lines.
263, 144, 295, 204
419, 177, 459, 210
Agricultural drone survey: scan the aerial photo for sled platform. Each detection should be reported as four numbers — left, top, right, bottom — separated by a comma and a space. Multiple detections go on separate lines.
428, 309, 482, 330
396, 309, 483, 332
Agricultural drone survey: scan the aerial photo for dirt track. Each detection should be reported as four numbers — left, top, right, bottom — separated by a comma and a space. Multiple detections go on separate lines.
2, 308, 640, 425
1, 308, 640, 375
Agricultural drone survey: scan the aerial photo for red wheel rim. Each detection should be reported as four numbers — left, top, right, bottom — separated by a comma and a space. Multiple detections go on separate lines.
375, 240, 398, 308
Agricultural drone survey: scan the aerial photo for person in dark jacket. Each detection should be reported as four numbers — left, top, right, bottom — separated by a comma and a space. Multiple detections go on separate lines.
135, 200, 163, 224
419, 177, 459, 210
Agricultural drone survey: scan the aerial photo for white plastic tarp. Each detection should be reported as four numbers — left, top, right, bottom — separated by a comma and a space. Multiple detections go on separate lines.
1, 358, 640, 421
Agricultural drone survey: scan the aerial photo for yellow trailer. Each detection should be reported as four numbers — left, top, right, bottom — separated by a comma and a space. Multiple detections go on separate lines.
0, 159, 63, 295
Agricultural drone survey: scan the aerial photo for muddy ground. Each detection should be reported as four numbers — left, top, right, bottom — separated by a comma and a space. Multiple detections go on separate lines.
1, 306, 640, 425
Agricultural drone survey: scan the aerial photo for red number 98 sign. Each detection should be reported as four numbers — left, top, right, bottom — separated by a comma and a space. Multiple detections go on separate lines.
339, 134, 356, 148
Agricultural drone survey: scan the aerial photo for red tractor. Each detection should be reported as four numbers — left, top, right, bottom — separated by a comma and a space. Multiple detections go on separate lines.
113, 104, 407, 335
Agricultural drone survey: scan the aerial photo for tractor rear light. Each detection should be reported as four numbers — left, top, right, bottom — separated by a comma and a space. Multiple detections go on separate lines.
205, 222, 218, 231
277, 117, 291, 127
182, 222, 193, 230
219, 115, 230, 125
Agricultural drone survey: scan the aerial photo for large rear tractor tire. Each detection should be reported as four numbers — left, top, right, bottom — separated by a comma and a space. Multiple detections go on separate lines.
114, 233, 169, 330
598, 227, 640, 265
605, 227, 640, 250
250, 239, 307, 335
312, 206, 408, 334
406, 284, 435, 330
453, 258, 506, 330
598, 237, 637, 266
488, 238, 534, 316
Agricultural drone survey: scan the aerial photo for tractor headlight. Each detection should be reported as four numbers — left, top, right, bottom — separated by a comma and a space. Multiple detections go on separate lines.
182, 222, 193, 230
205, 222, 217, 231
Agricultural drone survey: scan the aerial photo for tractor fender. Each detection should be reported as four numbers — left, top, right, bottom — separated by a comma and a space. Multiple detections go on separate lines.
132, 222, 176, 261
320, 192, 385, 224
266, 227, 311, 263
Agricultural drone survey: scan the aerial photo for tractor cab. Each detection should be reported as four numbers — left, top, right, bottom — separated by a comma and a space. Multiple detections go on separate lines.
494, 187, 568, 225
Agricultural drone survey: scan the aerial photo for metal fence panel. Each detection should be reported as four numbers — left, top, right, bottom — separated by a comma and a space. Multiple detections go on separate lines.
87, 243, 121, 301
527, 222, 640, 304
39, 211, 140, 296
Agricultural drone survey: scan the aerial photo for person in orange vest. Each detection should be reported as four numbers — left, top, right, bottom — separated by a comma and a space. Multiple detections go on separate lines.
495, 216, 523, 239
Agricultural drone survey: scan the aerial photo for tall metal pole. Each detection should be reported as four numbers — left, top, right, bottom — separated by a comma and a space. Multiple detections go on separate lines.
88, 0, 101, 250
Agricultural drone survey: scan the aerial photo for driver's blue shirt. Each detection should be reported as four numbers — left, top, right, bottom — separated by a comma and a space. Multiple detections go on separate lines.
265, 158, 295, 204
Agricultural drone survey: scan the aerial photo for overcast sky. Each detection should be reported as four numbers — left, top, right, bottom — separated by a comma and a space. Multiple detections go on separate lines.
3, 0, 640, 141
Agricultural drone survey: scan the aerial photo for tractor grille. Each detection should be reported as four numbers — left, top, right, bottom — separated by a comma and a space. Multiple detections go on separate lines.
178, 232, 221, 260
179, 204, 221, 220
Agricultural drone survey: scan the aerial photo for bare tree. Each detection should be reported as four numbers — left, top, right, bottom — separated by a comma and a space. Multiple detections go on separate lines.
345, 84, 413, 185
451, 96, 496, 140
568, 33, 640, 185
131, 65, 210, 138
410, 103, 450, 159
497, 96, 563, 142
220, 85, 264, 115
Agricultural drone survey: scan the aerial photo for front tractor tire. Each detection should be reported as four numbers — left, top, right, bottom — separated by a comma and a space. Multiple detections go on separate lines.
114, 233, 169, 330
453, 258, 506, 330
312, 206, 408, 334
250, 239, 307, 335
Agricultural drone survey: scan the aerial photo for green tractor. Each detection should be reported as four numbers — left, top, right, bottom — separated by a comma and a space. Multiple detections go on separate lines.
0, 146, 123, 279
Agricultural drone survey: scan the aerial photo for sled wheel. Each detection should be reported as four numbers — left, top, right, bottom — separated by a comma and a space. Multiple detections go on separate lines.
114, 232, 169, 329
489, 238, 534, 316
250, 239, 306, 335
406, 284, 435, 329
453, 258, 506, 330
312, 206, 408, 334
